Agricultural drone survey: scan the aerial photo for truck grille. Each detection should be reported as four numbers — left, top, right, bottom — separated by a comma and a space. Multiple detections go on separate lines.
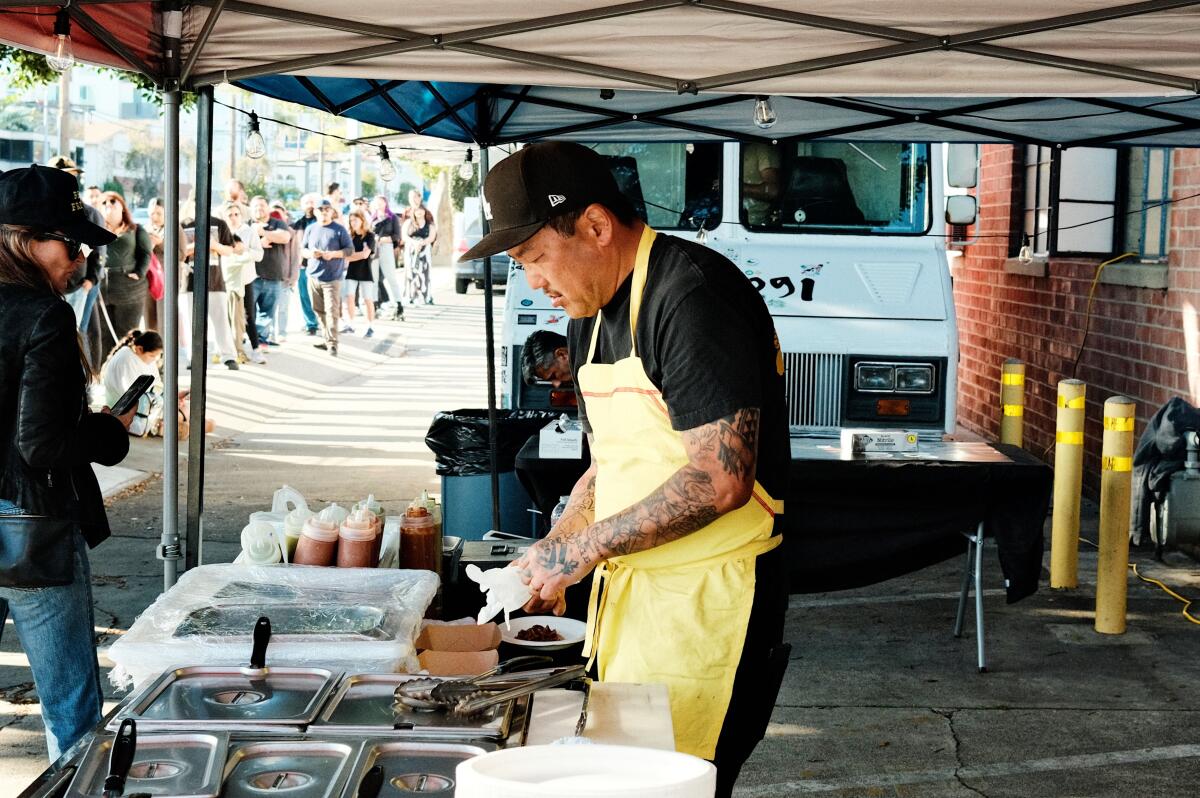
783, 352, 845, 432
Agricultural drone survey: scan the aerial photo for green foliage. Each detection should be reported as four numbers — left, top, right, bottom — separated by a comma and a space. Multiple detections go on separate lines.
451, 165, 479, 214
395, 181, 418, 207
0, 46, 196, 110
0, 95, 41, 132
234, 156, 270, 202
360, 173, 377, 200
124, 130, 165, 207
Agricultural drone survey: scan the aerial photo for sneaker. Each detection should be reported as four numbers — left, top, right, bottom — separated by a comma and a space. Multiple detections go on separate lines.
251, 350, 267, 365
224, 359, 239, 370
364, 328, 374, 339
329, 347, 338, 357
264, 339, 281, 347
306, 328, 319, 336
313, 342, 328, 351
340, 325, 355, 334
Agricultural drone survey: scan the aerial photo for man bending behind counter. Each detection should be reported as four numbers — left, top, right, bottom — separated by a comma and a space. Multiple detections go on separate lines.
461, 142, 791, 797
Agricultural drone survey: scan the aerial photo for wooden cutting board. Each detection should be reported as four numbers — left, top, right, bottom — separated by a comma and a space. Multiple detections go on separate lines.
523, 682, 675, 750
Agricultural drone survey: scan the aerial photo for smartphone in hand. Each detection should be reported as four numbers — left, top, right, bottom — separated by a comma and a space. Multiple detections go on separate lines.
109, 374, 155, 417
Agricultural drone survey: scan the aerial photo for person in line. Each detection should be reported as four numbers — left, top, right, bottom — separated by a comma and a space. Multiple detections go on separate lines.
466, 142, 790, 798
292, 193, 322, 336
300, 200, 353, 356
371, 195, 404, 321
180, 198, 243, 370
98, 192, 153, 354
45, 157, 105, 348
223, 178, 248, 208
0, 164, 134, 760
221, 202, 265, 365
144, 198, 186, 333
341, 209, 376, 338
249, 195, 292, 349
351, 196, 370, 216
520, 329, 574, 388
82, 185, 103, 209
325, 182, 345, 219
402, 202, 436, 306
270, 200, 299, 341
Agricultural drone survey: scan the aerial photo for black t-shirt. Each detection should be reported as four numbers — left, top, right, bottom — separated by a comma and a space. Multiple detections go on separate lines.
346, 232, 376, 282
254, 217, 290, 281
568, 233, 789, 499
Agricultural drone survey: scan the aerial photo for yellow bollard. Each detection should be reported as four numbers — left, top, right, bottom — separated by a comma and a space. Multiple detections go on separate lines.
1050, 380, 1087, 589
1000, 360, 1025, 447
1095, 396, 1136, 635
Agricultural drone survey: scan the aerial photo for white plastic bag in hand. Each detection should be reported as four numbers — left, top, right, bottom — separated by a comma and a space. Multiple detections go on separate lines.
466, 564, 532, 629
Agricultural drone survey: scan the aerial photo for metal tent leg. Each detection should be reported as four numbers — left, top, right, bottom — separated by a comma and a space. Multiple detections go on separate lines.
953, 521, 988, 673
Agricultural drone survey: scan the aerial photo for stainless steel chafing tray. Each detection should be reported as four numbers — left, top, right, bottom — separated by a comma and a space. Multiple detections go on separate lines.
67, 730, 227, 798
220, 739, 358, 798
310, 674, 516, 741
115, 665, 340, 732
339, 739, 496, 798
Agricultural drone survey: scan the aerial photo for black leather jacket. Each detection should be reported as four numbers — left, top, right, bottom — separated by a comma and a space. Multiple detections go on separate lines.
0, 285, 128, 547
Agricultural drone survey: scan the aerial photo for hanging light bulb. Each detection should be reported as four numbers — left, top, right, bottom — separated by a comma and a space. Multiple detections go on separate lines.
1018, 233, 1033, 265
753, 96, 777, 130
244, 111, 266, 159
685, 143, 695, 155
458, 148, 475, 180
378, 144, 396, 182
47, 9, 75, 72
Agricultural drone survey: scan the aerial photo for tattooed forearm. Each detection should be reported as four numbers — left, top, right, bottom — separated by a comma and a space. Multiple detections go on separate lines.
571, 465, 721, 564
548, 472, 596, 538
534, 538, 580, 577
715, 408, 759, 479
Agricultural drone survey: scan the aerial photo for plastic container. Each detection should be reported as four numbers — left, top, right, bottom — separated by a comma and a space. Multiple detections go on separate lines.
549, 495, 571, 528
238, 521, 282, 565
283, 508, 314, 560
319, 502, 350, 527
454, 745, 716, 797
338, 510, 379, 568
293, 516, 339, 566
400, 507, 440, 572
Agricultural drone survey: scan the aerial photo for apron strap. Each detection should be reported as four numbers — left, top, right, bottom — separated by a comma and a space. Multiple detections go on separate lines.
584, 225, 658, 365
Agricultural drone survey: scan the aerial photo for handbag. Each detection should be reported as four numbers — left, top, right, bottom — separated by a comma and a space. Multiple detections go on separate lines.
0, 515, 76, 587
147, 250, 166, 302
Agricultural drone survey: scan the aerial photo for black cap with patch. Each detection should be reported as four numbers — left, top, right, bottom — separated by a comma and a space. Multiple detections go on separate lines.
461, 141, 626, 261
0, 164, 116, 247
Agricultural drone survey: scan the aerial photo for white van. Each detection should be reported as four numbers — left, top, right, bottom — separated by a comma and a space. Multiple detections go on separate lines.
502, 140, 967, 438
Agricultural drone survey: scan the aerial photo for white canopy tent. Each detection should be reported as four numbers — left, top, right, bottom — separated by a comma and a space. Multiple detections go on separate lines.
3, 0, 1200, 588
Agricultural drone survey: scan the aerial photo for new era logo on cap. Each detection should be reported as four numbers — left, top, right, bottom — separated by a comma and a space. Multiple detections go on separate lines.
548, 194, 566, 208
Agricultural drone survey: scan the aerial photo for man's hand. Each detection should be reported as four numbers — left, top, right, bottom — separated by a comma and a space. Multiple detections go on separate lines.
513, 537, 592, 613
128, 273, 141, 281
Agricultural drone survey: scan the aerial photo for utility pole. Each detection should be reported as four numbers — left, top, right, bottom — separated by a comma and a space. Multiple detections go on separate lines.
228, 91, 238, 182
56, 69, 71, 158
317, 115, 325, 194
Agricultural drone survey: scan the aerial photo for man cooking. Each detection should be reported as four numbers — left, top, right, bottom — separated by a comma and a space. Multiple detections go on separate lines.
461, 142, 790, 795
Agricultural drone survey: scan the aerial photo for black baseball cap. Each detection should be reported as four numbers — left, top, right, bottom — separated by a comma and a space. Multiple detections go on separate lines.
0, 164, 115, 247
461, 141, 627, 261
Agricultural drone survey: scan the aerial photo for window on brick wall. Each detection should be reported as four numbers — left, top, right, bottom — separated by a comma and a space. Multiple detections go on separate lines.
1122, 147, 1172, 261
1016, 145, 1172, 259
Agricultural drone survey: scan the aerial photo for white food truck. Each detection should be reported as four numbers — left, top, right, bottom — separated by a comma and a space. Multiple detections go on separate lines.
500, 140, 977, 440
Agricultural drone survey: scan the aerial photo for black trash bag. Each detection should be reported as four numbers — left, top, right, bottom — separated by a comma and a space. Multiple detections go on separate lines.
425, 409, 564, 476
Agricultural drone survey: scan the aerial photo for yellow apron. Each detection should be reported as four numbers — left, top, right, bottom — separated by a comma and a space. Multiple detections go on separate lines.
578, 225, 782, 759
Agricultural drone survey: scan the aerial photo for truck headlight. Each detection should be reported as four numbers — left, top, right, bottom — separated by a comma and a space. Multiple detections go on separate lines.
895, 365, 935, 394
855, 363, 894, 392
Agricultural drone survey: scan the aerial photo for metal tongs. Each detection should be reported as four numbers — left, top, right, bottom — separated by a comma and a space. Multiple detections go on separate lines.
394, 656, 585, 716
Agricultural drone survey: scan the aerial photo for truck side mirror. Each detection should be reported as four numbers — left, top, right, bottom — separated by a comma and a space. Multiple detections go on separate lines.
946, 144, 979, 188
945, 195, 978, 226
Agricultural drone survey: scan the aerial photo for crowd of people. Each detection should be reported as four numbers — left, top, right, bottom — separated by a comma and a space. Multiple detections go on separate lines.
52, 161, 442, 434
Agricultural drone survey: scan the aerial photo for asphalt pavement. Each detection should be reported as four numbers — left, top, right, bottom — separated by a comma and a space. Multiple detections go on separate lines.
3, 264, 1200, 796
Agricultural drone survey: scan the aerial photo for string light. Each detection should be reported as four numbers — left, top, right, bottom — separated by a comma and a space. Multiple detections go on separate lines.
458, 148, 475, 180
47, 9, 74, 72
378, 144, 396, 182
244, 111, 266, 159
753, 96, 777, 130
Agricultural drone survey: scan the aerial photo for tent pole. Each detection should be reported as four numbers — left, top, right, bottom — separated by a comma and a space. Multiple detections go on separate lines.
186, 85, 215, 571
480, 146, 500, 532
161, 88, 182, 591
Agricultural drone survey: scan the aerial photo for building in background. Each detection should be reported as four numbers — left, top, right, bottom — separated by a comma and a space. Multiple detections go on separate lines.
953, 144, 1199, 491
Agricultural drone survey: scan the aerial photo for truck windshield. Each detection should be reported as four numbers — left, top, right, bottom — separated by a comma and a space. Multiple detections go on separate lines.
588, 142, 723, 231
740, 142, 929, 235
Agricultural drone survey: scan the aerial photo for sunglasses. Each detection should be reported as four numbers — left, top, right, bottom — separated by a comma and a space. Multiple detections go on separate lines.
35, 231, 84, 260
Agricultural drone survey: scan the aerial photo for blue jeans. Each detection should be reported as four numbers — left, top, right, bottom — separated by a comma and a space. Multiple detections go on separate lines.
0, 499, 103, 761
298, 267, 319, 332
253, 278, 285, 343
79, 283, 99, 333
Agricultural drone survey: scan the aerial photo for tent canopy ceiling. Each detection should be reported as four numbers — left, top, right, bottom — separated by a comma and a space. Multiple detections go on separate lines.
2, 1, 1200, 145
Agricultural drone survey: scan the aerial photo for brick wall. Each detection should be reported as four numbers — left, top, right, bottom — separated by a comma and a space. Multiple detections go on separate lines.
953, 145, 1200, 492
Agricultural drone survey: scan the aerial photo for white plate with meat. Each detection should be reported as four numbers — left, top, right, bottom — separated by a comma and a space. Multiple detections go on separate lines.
500, 616, 587, 650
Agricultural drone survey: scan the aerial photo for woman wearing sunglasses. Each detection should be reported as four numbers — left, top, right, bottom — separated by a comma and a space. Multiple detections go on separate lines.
0, 165, 135, 760
98, 191, 153, 354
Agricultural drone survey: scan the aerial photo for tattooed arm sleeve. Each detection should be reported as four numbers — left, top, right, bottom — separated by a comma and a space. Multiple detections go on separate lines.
547, 462, 598, 539
564, 407, 760, 567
